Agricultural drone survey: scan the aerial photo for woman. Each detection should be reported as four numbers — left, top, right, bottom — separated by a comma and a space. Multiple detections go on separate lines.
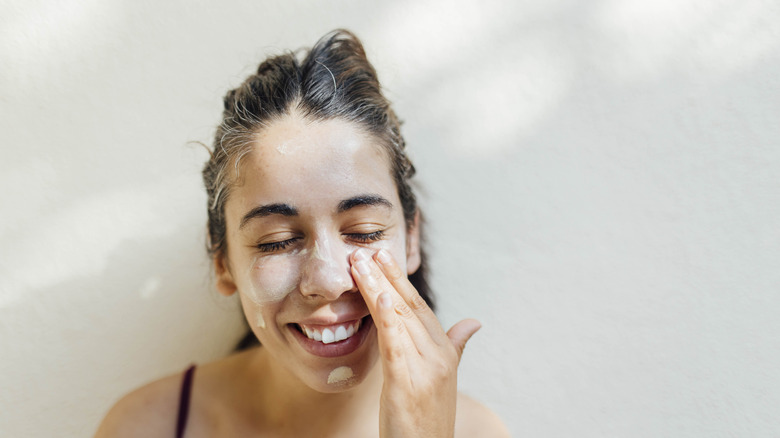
96, 30, 509, 437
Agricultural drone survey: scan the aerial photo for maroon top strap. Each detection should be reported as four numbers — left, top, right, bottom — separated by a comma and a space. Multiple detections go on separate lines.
176, 365, 196, 438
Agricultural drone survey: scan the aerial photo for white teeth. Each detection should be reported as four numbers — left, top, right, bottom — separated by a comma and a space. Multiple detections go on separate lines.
322, 328, 335, 344
300, 319, 362, 344
334, 326, 347, 342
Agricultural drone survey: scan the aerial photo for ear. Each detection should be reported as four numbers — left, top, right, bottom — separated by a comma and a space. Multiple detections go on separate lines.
214, 253, 238, 297
405, 210, 422, 275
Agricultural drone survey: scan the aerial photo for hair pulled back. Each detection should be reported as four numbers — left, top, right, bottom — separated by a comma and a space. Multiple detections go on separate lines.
202, 30, 433, 316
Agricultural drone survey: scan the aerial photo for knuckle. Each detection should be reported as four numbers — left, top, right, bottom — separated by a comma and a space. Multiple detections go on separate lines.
394, 302, 415, 320
408, 294, 428, 311
364, 269, 380, 286
432, 358, 453, 376
384, 343, 404, 361
381, 313, 396, 329
358, 273, 381, 294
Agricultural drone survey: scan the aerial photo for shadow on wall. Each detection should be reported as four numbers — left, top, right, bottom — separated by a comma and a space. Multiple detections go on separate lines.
1, 0, 778, 436
384, 0, 777, 160
374, 1, 780, 435
0, 183, 243, 436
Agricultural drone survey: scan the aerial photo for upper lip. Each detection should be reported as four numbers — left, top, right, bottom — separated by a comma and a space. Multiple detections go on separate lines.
294, 312, 369, 327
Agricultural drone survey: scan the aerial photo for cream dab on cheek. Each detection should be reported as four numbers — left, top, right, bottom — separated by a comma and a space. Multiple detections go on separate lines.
255, 313, 266, 329
327, 366, 354, 385
242, 253, 302, 304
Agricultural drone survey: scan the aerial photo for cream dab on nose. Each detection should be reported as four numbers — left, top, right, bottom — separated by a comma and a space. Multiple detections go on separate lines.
327, 366, 354, 385
311, 241, 325, 261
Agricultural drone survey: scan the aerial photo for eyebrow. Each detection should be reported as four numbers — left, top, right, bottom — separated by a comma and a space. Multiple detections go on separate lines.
238, 194, 393, 230
239, 203, 298, 229
337, 194, 393, 213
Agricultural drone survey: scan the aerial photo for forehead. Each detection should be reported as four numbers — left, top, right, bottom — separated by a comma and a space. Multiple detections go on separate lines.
228, 115, 397, 215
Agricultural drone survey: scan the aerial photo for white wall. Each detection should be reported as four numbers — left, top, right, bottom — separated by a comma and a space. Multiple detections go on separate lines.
2, 0, 779, 436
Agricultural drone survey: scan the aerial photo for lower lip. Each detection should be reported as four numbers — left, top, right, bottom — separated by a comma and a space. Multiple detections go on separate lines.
290, 317, 373, 358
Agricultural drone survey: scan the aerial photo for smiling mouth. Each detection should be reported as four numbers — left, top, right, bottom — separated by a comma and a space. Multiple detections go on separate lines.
294, 317, 367, 344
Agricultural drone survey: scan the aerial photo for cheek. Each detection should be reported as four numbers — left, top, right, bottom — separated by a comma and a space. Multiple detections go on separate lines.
237, 252, 304, 331
238, 295, 273, 330
241, 252, 303, 306
235, 233, 408, 314
373, 234, 408, 272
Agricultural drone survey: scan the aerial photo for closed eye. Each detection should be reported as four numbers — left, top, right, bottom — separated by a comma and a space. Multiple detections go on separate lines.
257, 230, 384, 252
345, 230, 384, 243
257, 237, 300, 253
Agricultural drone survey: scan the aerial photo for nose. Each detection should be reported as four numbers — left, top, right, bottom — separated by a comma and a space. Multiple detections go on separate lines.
299, 235, 356, 300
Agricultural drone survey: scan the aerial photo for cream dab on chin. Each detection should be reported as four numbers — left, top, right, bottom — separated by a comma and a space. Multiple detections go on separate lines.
327, 366, 354, 385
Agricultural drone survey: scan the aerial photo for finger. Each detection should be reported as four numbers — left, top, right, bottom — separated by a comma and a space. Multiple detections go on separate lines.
374, 291, 410, 382
446, 318, 482, 361
351, 249, 436, 354
373, 249, 448, 344
349, 248, 384, 316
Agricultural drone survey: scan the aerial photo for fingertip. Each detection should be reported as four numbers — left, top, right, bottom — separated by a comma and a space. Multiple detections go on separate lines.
465, 321, 482, 342
352, 247, 370, 263
455, 318, 482, 335
447, 318, 483, 349
374, 248, 405, 281
375, 248, 393, 265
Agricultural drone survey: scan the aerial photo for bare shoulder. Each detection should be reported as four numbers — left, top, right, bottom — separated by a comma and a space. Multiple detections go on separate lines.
455, 392, 511, 438
94, 370, 185, 438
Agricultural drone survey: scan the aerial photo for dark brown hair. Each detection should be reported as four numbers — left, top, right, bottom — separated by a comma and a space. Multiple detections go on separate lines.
202, 30, 433, 348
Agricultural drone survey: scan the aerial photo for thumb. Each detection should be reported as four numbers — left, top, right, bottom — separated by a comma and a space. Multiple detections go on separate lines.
446, 318, 482, 361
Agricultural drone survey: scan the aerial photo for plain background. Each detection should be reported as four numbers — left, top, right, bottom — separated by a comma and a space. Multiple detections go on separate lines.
2, 0, 779, 436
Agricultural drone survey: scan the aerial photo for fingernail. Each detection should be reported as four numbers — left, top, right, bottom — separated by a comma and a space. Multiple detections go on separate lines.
355, 259, 371, 275
379, 292, 392, 308
354, 248, 369, 262
376, 249, 391, 265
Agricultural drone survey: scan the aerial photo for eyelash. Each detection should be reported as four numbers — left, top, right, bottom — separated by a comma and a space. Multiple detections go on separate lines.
257, 238, 299, 253
256, 231, 385, 253
346, 230, 384, 243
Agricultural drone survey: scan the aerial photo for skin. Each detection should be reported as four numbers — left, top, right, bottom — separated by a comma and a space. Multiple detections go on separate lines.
95, 115, 510, 437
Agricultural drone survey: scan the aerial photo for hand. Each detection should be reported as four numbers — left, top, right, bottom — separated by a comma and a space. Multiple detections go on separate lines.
350, 248, 481, 438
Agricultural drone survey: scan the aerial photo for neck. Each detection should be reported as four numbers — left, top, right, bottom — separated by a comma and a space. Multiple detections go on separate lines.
244, 347, 382, 434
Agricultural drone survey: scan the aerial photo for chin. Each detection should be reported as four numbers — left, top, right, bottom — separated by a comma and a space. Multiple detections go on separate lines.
299, 335, 380, 394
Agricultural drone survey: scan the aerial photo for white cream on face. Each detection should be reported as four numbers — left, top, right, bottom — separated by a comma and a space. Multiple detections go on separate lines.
239, 235, 403, 333
310, 241, 326, 262
242, 252, 304, 305
230, 117, 413, 307
243, 214, 408, 303
222, 117, 419, 392
327, 366, 354, 385
300, 235, 355, 294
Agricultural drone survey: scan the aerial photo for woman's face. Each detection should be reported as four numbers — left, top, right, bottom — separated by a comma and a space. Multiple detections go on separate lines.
216, 115, 420, 393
